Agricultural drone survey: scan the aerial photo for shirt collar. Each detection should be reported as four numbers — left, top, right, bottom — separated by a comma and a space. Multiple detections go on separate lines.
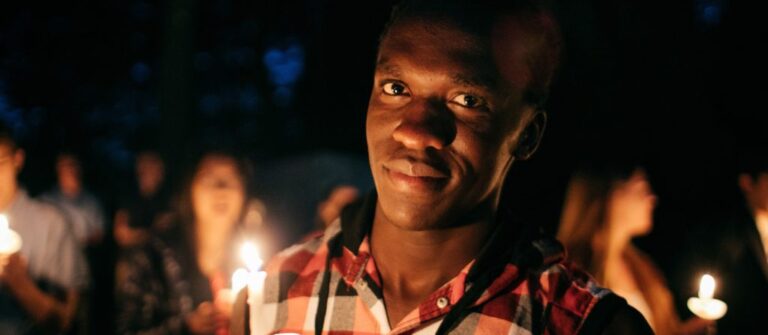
6, 188, 29, 212
337, 191, 564, 281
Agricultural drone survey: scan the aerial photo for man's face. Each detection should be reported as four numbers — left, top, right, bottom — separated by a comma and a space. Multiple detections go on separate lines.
741, 172, 768, 213
0, 142, 22, 197
136, 152, 165, 194
366, 17, 541, 230
56, 155, 82, 193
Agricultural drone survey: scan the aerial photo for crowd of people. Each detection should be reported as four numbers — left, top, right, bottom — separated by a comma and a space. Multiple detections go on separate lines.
1, 0, 766, 334
3, 119, 767, 335
0, 123, 363, 334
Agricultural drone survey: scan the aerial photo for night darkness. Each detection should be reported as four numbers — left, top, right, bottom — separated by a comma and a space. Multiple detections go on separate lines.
1, 0, 766, 333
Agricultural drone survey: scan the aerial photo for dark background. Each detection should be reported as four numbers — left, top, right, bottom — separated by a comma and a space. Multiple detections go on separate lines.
0, 0, 765, 332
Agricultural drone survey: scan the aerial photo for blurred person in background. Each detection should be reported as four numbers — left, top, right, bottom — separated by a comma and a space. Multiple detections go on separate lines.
115, 148, 254, 335
41, 151, 105, 247
113, 148, 172, 248
558, 164, 710, 335
672, 148, 768, 334
0, 121, 88, 334
40, 150, 106, 335
315, 184, 360, 228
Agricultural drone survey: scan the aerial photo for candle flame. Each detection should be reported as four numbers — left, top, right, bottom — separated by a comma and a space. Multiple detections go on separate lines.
699, 274, 715, 299
240, 241, 263, 272
232, 268, 249, 293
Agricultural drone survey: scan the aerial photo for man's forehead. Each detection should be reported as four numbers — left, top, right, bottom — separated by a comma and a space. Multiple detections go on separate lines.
378, 18, 531, 92
0, 141, 15, 155
382, 19, 487, 55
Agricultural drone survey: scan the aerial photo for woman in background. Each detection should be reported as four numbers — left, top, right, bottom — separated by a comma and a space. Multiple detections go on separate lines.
558, 165, 709, 335
115, 149, 253, 335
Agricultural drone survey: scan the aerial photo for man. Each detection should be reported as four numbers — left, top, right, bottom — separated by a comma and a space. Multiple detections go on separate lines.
41, 152, 105, 246
243, 1, 651, 334
0, 121, 88, 334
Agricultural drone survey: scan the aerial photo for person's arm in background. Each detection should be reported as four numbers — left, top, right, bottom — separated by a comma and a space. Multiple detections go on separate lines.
0, 253, 79, 332
114, 209, 149, 247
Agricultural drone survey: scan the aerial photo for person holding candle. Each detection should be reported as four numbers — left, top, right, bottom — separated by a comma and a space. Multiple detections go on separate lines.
672, 147, 768, 334
557, 163, 711, 335
238, 1, 653, 334
0, 121, 89, 334
115, 147, 255, 335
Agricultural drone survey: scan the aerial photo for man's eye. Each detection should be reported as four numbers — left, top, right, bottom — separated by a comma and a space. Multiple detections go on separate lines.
451, 94, 486, 108
382, 82, 408, 96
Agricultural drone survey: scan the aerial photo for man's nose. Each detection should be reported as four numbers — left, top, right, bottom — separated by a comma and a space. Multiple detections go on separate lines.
392, 99, 456, 150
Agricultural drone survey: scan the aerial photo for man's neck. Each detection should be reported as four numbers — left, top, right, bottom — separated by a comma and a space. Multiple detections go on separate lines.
60, 185, 82, 198
370, 204, 492, 327
0, 187, 18, 212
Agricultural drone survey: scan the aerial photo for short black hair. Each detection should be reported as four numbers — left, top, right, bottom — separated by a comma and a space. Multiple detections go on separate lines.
381, 0, 562, 107
737, 146, 768, 177
0, 119, 18, 150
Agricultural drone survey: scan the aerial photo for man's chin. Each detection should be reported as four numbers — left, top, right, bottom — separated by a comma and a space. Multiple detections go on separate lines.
378, 201, 453, 231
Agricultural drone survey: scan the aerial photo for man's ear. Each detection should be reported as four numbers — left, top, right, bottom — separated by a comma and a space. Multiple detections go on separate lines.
738, 173, 753, 194
513, 110, 547, 160
13, 149, 25, 174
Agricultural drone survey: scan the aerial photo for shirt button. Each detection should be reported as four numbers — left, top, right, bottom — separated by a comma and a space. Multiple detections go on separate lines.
436, 297, 449, 309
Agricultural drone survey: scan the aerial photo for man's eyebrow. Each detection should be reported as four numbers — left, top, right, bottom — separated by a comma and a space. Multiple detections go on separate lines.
375, 58, 401, 77
452, 73, 496, 91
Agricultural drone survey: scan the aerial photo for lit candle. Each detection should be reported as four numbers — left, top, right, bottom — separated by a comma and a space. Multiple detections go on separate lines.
231, 268, 250, 294
687, 274, 728, 320
240, 242, 263, 273
230, 242, 263, 297
235, 242, 271, 335
0, 214, 22, 255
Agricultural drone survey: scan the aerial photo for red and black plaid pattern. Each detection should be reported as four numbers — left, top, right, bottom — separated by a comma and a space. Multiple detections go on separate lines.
251, 197, 613, 335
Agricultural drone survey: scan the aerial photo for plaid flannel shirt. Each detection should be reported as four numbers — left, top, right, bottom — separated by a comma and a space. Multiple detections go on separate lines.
251, 194, 620, 335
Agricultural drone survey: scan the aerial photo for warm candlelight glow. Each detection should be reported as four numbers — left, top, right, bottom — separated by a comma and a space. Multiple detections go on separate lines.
687, 273, 727, 320
232, 268, 250, 293
240, 242, 263, 272
0, 213, 22, 254
0, 214, 9, 248
699, 274, 715, 299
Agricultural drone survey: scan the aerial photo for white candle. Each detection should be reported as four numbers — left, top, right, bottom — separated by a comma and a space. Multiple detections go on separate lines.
237, 242, 272, 335
0, 214, 22, 255
248, 270, 268, 334
231, 268, 250, 294
687, 274, 728, 320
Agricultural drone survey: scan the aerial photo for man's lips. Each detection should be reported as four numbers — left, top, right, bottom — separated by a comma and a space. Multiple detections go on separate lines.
383, 158, 450, 178
382, 158, 450, 193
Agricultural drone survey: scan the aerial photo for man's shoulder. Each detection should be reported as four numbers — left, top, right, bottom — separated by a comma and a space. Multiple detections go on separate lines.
531, 262, 652, 334
15, 193, 68, 230
537, 261, 610, 303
